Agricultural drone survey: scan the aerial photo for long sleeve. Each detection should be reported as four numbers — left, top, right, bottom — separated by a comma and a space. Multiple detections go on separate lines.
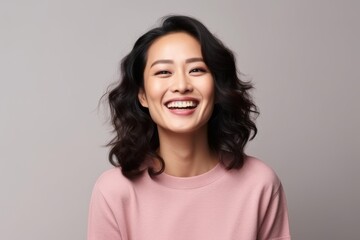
87, 181, 122, 240
257, 184, 291, 240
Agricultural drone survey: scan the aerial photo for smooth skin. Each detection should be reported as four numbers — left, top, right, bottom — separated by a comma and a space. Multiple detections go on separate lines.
138, 32, 218, 177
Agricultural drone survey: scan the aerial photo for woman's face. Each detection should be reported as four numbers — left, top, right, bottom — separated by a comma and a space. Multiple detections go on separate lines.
138, 32, 215, 134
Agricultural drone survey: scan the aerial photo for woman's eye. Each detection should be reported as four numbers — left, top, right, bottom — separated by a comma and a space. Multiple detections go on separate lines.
190, 68, 207, 74
154, 70, 171, 76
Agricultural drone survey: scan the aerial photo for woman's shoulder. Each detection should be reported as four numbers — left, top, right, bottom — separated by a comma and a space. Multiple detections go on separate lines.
92, 167, 133, 201
244, 156, 280, 178
232, 156, 282, 191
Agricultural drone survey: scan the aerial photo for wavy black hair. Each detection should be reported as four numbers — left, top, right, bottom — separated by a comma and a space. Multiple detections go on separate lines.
106, 15, 259, 178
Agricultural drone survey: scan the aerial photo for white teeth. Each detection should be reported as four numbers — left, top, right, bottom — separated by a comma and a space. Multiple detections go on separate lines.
166, 101, 197, 108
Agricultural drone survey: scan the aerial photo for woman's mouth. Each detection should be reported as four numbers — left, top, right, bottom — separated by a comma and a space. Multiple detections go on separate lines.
165, 100, 198, 109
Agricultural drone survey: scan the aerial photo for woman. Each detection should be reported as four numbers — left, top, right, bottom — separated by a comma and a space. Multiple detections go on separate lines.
88, 15, 291, 240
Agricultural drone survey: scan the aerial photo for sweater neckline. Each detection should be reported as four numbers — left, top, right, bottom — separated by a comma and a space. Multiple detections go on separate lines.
150, 162, 226, 189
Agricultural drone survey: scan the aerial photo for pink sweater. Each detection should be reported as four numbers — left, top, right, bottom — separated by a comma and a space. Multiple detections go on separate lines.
88, 157, 291, 240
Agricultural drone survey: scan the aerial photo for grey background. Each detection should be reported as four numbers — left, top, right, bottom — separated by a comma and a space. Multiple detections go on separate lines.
1, 0, 359, 239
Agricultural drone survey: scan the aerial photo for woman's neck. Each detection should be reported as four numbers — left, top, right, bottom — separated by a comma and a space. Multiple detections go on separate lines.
156, 126, 218, 177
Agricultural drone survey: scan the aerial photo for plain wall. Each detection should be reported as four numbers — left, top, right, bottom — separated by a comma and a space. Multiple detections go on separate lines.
1, 0, 359, 239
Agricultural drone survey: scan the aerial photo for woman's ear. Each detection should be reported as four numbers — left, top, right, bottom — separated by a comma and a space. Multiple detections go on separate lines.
138, 88, 149, 108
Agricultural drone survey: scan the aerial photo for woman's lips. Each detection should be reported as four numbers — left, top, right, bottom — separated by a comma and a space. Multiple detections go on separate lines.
166, 100, 198, 109
164, 99, 199, 115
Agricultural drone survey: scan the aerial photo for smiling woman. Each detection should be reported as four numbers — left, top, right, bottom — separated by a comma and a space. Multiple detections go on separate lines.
88, 15, 291, 240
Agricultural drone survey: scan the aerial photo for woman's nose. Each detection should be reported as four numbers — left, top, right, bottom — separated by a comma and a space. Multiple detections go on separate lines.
170, 72, 193, 93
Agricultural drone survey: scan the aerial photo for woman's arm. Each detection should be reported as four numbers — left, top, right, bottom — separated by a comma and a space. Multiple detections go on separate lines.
87, 182, 122, 240
257, 183, 291, 240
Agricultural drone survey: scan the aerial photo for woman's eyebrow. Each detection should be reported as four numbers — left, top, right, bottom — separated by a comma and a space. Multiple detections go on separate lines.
150, 59, 173, 68
150, 58, 204, 68
185, 57, 204, 63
